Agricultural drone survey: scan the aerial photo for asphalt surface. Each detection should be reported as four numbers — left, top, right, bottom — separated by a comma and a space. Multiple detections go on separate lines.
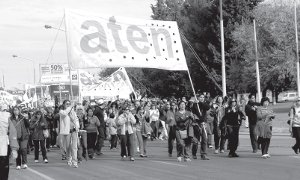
8, 133, 300, 180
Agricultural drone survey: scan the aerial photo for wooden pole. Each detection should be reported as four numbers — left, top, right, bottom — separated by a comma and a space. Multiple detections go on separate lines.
187, 69, 202, 117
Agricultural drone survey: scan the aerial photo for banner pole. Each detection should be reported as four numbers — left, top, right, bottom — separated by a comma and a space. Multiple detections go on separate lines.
187, 69, 202, 117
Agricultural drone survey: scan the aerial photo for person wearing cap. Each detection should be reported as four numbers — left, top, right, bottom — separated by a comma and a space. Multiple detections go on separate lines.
223, 98, 245, 157
0, 104, 18, 180
289, 97, 300, 154
117, 106, 136, 161
256, 97, 275, 158
93, 99, 106, 155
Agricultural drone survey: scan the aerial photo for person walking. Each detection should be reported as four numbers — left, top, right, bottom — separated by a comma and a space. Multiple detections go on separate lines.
150, 103, 160, 140
30, 111, 48, 163
59, 100, 80, 168
117, 106, 136, 161
166, 101, 178, 157
175, 101, 194, 162
93, 99, 106, 155
0, 104, 18, 180
245, 94, 260, 153
288, 97, 300, 154
256, 97, 275, 159
10, 106, 30, 170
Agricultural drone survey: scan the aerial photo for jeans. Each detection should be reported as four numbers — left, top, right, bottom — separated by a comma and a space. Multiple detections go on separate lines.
33, 140, 47, 160
135, 131, 143, 153
16, 139, 28, 166
192, 124, 207, 156
258, 137, 271, 155
110, 135, 118, 149
61, 133, 78, 164
96, 126, 105, 154
292, 127, 300, 150
249, 124, 258, 151
87, 132, 97, 157
151, 121, 160, 139
207, 121, 214, 146
120, 132, 135, 157
227, 125, 240, 154
213, 125, 226, 151
0, 146, 10, 180
168, 126, 179, 155
176, 130, 192, 158
77, 131, 87, 160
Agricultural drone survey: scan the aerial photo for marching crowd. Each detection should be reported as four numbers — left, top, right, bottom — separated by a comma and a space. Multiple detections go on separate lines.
1, 93, 300, 179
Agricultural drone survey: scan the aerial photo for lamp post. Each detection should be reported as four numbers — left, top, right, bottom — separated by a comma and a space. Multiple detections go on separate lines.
12, 55, 36, 85
44, 24, 74, 101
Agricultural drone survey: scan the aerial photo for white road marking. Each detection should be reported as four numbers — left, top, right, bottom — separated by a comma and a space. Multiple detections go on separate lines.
289, 156, 300, 159
149, 160, 188, 167
27, 168, 55, 180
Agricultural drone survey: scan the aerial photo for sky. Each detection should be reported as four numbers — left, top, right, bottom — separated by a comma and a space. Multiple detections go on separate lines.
0, 0, 155, 90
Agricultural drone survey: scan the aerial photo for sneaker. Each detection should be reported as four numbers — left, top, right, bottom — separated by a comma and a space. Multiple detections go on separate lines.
261, 154, 267, 159
192, 155, 197, 159
266, 154, 271, 158
16, 166, 21, 170
232, 153, 239, 157
34, 160, 39, 163
184, 158, 191, 162
177, 157, 182, 162
44, 159, 48, 163
130, 157, 135, 161
72, 163, 78, 168
21, 164, 28, 169
201, 155, 210, 160
220, 150, 225, 153
214, 149, 219, 154
67, 161, 72, 166
292, 146, 299, 154
208, 145, 213, 149
140, 154, 147, 158
122, 155, 127, 160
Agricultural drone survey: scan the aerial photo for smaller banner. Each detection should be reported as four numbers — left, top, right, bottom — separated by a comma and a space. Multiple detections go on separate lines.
40, 63, 78, 84
79, 68, 135, 99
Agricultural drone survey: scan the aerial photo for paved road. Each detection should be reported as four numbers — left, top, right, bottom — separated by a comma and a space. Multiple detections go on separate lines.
9, 134, 300, 180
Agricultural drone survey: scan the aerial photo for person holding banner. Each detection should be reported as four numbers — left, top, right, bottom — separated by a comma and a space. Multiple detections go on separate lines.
59, 100, 80, 168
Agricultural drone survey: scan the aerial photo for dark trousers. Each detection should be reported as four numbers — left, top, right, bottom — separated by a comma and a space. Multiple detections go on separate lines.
0, 146, 10, 180
192, 124, 207, 156
87, 132, 97, 157
151, 121, 159, 139
258, 137, 270, 155
176, 131, 192, 158
168, 126, 179, 155
120, 132, 135, 157
213, 125, 226, 150
33, 140, 47, 160
96, 126, 105, 154
249, 124, 258, 151
110, 135, 118, 149
227, 125, 240, 154
16, 139, 28, 166
292, 127, 300, 150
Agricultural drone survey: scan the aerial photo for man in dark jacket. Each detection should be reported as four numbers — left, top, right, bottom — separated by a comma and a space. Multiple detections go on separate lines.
93, 99, 105, 155
245, 94, 260, 153
191, 94, 210, 160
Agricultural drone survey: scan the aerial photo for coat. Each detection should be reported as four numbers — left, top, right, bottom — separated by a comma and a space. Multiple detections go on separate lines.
59, 107, 79, 135
117, 112, 136, 135
30, 117, 48, 141
256, 107, 274, 139
10, 115, 30, 141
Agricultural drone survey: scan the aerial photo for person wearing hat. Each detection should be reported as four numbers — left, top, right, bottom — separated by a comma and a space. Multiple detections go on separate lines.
0, 104, 18, 180
256, 97, 275, 158
223, 98, 245, 157
93, 99, 106, 155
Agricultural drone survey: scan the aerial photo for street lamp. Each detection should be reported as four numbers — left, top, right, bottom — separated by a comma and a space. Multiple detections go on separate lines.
44, 25, 65, 32
12, 55, 36, 85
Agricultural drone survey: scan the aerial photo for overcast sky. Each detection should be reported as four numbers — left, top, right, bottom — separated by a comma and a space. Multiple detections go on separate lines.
0, 0, 155, 89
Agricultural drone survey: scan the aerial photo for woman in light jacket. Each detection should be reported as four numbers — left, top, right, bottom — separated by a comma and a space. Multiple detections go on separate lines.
256, 97, 275, 159
289, 97, 300, 154
10, 106, 30, 170
117, 106, 136, 161
30, 110, 48, 163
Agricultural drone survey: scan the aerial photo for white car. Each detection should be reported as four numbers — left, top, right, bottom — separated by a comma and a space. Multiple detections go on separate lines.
279, 92, 298, 102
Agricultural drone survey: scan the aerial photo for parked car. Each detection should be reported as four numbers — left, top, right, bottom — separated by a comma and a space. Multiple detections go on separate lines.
278, 91, 298, 102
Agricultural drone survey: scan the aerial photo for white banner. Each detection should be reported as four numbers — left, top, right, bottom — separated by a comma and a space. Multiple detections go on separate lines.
79, 68, 135, 99
65, 9, 188, 71
40, 64, 78, 84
